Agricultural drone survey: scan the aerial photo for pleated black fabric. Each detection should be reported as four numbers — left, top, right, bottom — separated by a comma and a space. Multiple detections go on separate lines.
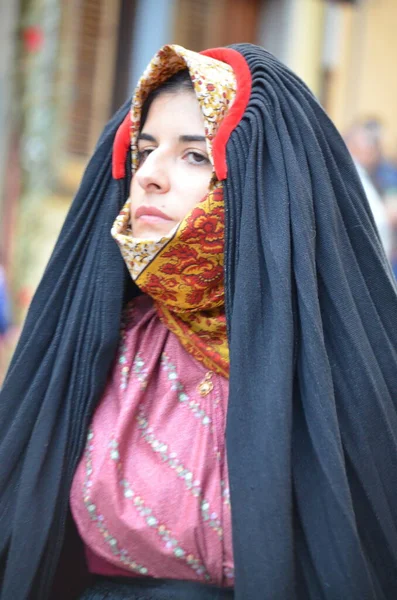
224, 44, 397, 599
0, 100, 134, 600
1, 43, 397, 600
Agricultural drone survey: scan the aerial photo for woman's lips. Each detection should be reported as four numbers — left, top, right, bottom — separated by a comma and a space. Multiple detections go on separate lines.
134, 205, 173, 222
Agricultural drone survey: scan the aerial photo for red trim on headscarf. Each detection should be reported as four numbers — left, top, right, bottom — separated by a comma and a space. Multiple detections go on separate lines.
112, 48, 252, 181
113, 113, 131, 179
200, 48, 252, 180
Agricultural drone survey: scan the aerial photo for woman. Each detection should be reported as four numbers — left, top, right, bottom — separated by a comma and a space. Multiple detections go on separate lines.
1, 43, 397, 600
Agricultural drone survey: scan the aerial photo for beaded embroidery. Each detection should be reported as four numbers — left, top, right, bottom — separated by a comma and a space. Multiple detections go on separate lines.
83, 429, 149, 575
108, 438, 211, 580
161, 352, 211, 426
137, 404, 223, 538
132, 352, 149, 390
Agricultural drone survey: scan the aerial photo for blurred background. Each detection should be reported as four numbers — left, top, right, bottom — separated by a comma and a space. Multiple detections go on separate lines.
1, 0, 397, 382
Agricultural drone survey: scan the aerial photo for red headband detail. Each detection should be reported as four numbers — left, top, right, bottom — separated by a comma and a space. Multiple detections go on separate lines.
112, 47, 251, 181
112, 113, 131, 179
199, 48, 251, 180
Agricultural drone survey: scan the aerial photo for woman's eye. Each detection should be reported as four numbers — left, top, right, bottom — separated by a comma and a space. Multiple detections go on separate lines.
185, 151, 210, 166
137, 148, 153, 165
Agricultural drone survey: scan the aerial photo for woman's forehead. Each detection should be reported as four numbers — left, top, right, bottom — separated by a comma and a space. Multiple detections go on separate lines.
130, 44, 237, 173
139, 91, 207, 140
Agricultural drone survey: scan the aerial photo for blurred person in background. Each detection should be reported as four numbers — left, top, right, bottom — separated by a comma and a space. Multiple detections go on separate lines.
345, 120, 392, 258
361, 119, 397, 198
372, 126, 397, 277
345, 118, 397, 274
1, 44, 397, 600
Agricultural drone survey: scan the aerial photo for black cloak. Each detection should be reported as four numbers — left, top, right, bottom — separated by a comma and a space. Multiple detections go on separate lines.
1, 44, 397, 600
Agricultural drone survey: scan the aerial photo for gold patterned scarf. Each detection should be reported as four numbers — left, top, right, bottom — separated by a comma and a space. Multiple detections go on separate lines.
112, 45, 237, 377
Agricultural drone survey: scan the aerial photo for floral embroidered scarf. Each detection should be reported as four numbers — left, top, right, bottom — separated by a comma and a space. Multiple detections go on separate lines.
112, 45, 237, 377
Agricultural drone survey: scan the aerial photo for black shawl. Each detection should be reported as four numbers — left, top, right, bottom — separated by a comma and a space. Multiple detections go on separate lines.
1, 43, 397, 600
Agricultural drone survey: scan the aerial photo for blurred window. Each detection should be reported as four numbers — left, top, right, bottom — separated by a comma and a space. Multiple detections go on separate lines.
66, 0, 121, 158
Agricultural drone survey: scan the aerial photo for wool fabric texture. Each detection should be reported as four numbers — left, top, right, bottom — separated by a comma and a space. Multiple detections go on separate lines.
0, 100, 134, 600
1, 43, 397, 600
222, 43, 397, 600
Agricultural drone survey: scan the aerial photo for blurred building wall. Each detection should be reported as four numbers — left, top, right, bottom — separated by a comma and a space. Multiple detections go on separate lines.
0, 0, 18, 202
10, 0, 64, 317
130, 0, 176, 88
258, 0, 296, 67
259, 0, 397, 159
0, 0, 19, 270
357, 0, 397, 148
259, 0, 326, 95
172, 0, 261, 51
321, 0, 397, 154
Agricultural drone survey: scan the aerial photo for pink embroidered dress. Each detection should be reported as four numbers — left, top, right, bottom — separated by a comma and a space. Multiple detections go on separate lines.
70, 296, 233, 586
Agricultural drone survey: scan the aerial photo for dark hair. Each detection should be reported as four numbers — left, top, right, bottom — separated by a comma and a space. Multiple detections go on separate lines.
140, 69, 194, 130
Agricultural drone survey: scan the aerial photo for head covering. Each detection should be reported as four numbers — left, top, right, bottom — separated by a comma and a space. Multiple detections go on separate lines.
1, 42, 397, 600
111, 45, 236, 376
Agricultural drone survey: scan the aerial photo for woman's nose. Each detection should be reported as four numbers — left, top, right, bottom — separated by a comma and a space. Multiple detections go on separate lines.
135, 152, 171, 193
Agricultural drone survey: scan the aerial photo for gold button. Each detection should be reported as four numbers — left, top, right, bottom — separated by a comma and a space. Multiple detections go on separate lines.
197, 371, 214, 396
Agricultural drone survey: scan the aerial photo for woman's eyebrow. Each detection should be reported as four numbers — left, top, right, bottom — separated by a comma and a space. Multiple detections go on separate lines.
138, 133, 156, 142
180, 135, 206, 143
137, 133, 206, 143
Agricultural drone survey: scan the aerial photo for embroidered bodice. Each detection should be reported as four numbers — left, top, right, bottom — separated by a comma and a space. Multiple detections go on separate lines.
70, 294, 233, 586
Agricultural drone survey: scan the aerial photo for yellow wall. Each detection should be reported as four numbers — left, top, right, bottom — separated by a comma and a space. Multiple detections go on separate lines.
288, 0, 326, 96
329, 0, 397, 155
324, 5, 353, 130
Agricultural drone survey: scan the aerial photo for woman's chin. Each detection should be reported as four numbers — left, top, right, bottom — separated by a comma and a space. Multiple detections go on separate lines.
132, 221, 176, 240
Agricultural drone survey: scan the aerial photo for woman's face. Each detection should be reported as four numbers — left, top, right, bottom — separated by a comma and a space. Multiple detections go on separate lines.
130, 90, 212, 239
